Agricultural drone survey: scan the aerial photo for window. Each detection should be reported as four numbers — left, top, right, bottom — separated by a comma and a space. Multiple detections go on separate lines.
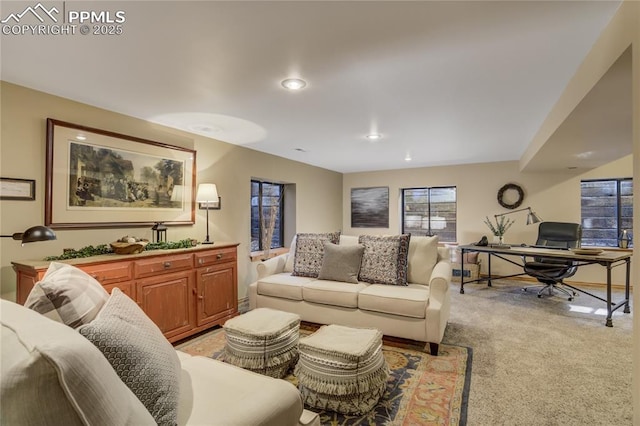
581, 178, 633, 247
251, 180, 284, 252
402, 187, 457, 242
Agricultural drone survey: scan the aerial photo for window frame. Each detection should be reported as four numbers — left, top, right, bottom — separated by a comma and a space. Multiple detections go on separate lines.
580, 177, 633, 248
401, 186, 457, 242
251, 180, 285, 251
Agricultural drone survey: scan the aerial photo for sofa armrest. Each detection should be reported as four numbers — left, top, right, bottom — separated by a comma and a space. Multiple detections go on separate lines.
429, 259, 452, 298
256, 253, 288, 279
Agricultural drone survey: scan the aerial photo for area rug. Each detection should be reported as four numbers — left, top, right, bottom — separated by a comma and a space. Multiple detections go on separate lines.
176, 326, 472, 425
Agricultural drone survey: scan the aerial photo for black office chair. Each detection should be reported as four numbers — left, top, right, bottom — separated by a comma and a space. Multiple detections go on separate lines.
522, 222, 582, 301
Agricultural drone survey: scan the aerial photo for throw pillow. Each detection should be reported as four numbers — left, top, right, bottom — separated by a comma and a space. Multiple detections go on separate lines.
78, 288, 181, 426
24, 262, 110, 328
358, 234, 411, 286
317, 242, 365, 284
292, 232, 341, 278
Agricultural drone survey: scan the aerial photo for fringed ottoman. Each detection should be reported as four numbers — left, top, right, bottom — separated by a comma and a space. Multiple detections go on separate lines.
223, 308, 300, 378
294, 324, 389, 415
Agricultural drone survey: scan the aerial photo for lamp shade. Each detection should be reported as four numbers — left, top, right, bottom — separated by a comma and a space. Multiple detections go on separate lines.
196, 183, 218, 202
1, 225, 57, 244
526, 210, 543, 225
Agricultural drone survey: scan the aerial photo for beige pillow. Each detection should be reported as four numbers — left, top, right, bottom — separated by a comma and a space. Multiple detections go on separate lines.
25, 262, 109, 328
1, 299, 155, 425
79, 288, 181, 425
317, 242, 365, 284
407, 236, 439, 285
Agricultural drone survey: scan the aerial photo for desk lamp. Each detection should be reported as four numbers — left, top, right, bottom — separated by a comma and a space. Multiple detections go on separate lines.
495, 207, 542, 225
1, 225, 57, 245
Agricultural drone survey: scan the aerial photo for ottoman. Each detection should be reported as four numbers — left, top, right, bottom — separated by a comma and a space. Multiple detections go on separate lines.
223, 308, 300, 378
294, 324, 389, 415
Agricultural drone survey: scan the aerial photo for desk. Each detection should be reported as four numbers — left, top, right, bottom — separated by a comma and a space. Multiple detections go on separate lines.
458, 244, 631, 327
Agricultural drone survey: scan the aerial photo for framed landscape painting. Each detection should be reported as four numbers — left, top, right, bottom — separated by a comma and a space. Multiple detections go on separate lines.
45, 119, 196, 229
351, 186, 389, 228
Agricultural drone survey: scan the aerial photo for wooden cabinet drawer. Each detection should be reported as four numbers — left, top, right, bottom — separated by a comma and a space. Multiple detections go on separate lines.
82, 262, 133, 285
135, 253, 193, 278
103, 281, 134, 299
194, 247, 237, 268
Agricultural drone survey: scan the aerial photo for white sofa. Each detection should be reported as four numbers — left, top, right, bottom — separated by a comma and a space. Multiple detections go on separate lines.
249, 235, 451, 355
1, 299, 319, 426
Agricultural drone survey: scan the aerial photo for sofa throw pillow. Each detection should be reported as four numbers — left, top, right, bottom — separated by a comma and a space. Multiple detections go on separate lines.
317, 242, 365, 284
24, 262, 110, 329
358, 234, 411, 286
78, 288, 181, 426
292, 232, 341, 278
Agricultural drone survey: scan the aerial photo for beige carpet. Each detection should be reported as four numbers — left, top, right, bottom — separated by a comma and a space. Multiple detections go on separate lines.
444, 279, 633, 425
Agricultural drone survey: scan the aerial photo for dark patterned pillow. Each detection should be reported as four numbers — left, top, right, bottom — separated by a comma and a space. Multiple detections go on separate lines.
292, 232, 341, 277
78, 288, 180, 425
358, 234, 411, 286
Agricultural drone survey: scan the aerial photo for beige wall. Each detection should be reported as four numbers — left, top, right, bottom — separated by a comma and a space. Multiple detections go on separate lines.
343, 155, 632, 285
0, 82, 343, 301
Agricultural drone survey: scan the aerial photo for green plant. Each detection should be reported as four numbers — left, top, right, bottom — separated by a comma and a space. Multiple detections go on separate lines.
483, 216, 514, 237
44, 239, 197, 261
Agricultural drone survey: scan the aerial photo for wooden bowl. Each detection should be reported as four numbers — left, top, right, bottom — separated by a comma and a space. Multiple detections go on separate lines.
110, 241, 148, 255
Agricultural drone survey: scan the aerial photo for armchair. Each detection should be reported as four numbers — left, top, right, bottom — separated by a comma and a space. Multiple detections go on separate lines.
522, 222, 582, 301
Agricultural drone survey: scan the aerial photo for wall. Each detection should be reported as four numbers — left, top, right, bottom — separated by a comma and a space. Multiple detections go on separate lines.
343, 155, 632, 285
0, 82, 343, 301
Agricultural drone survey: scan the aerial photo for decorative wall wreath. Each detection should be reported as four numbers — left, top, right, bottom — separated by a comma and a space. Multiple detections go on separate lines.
497, 183, 524, 209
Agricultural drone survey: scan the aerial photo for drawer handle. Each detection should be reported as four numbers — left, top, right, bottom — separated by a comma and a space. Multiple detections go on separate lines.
216, 254, 223, 260
198, 258, 204, 265
163, 262, 172, 269
198, 295, 204, 300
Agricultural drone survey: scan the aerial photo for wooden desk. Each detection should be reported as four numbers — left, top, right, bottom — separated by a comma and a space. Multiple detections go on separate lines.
458, 244, 631, 327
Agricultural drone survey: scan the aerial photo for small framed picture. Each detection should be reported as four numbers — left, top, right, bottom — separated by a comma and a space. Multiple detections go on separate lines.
199, 197, 221, 210
0, 177, 36, 200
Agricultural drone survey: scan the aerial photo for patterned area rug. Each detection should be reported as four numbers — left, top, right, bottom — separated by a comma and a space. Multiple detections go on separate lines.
176, 325, 472, 425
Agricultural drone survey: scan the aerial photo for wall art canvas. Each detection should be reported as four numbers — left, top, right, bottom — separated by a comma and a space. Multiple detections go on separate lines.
46, 119, 196, 229
351, 187, 389, 228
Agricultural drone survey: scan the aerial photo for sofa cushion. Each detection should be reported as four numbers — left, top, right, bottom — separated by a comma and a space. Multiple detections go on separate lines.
358, 234, 411, 286
0, 299, 155, 426
292, 232, 341, 278
317, 242, 364, 284
24, 262, 110, 329
407, 236, 439, 285
78, 288, 181, 425
257, 273, 316, 301
303, 280, 368, 308
176, 353, 304, 426
358, 284, 428, 319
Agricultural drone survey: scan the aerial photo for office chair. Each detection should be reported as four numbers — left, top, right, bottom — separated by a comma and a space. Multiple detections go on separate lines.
522, 222, 582, 301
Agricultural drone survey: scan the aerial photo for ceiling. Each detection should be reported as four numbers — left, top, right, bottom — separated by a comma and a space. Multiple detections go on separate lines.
1, 1, 630, 173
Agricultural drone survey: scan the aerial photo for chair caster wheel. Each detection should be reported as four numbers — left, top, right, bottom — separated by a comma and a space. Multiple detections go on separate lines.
537, 295, 542, 298
568, 298, 573, 301
522, 288, 527, 292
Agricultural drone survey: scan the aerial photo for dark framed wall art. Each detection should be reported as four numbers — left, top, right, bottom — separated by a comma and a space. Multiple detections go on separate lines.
351, 186, 389, 228
45, 118, 196, 229
0, 177, 36, 200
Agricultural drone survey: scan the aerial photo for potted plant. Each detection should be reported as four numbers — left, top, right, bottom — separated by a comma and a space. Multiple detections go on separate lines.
483, 216, 515, 244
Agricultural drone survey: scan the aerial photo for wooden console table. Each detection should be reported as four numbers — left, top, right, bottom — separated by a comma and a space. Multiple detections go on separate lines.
12, 242, 239, 343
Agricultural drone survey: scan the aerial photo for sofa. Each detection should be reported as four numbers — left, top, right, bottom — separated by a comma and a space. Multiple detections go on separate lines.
1, 262, 319, 426
249, 234, 451, 355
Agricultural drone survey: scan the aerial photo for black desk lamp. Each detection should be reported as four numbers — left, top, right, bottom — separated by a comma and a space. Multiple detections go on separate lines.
1, 225, 57, 244
495, 207, 542, 225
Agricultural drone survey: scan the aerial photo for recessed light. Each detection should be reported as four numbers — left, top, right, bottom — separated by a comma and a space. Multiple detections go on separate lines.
76, 134, 87, 141
294, 148, 308, 152
281, 78, 307, 90
405, 153, 412, 162
365, 133, 382, 141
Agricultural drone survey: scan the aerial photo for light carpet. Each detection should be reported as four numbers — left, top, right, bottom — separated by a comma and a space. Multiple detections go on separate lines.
445, 279, 633, 425
177, 324, 472, 425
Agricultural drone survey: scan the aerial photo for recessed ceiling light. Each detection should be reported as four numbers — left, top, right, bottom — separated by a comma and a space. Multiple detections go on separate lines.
281, 78, 307, 90
294, 148, 308, 152
76, 134, 87, 141
405, 153, 412, 162
365, 133, 382, 141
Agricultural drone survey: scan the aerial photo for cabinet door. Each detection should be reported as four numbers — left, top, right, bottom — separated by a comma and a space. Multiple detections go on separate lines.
196, 263, 237, 327
136, 270, 194, 339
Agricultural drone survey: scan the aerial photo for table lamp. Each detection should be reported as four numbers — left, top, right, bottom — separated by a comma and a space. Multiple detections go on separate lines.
196, 183, 218, 244
495, 207, 542, 225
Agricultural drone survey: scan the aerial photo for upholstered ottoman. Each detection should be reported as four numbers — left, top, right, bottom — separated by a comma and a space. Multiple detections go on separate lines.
223, 307, 300, 378
294, 324, 389, 415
